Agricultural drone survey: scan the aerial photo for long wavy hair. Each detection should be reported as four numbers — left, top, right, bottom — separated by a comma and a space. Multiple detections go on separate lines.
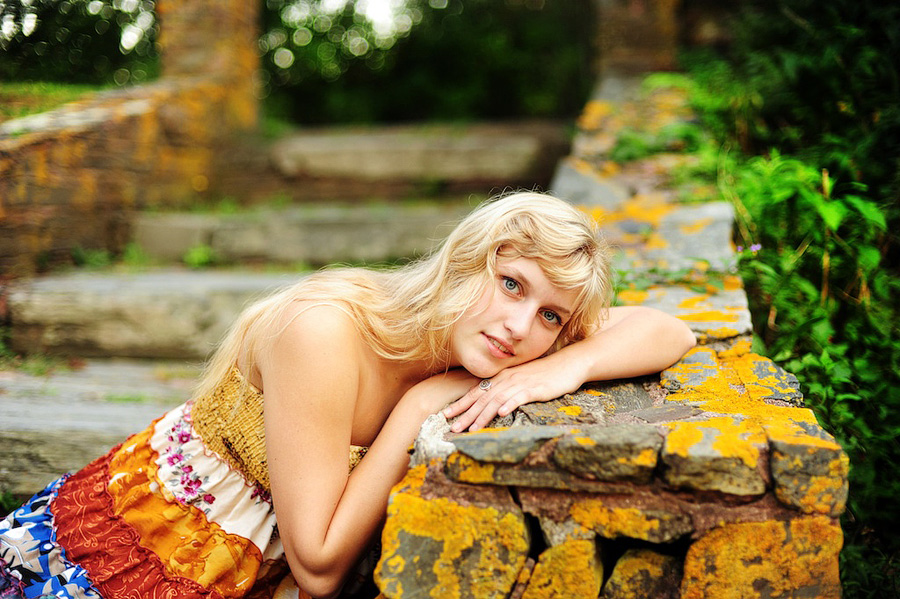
192, 191, 612, 400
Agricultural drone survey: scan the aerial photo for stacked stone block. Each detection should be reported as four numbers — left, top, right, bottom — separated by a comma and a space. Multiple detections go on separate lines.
375, 79, 848, 598
0, 0, 259, 277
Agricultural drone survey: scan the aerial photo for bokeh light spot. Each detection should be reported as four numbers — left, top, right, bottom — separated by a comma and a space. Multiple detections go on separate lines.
273, 47, 295, 69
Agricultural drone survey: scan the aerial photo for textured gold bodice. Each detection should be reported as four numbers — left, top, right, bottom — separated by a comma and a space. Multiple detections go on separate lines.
191, 367, 368, 490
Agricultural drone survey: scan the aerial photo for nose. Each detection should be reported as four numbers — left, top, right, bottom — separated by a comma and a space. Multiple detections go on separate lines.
503, 303, 533, 341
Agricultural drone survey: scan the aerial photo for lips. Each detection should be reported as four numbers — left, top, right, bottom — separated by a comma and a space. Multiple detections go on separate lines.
484, 334, 515, 358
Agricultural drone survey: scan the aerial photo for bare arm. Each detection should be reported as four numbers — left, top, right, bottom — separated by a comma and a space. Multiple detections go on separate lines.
261, 306, 477, 597
444, 306, 696, 432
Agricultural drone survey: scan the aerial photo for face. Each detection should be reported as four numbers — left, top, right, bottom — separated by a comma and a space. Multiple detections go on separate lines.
449, 256, 578, 378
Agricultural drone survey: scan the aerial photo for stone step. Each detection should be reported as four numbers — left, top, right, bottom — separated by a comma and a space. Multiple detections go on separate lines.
6, 268, 300, 360
0, 359, 199, 495
133, 198, 475, 266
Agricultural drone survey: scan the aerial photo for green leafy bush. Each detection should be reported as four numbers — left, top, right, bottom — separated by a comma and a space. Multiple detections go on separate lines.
677, 0, 900, 594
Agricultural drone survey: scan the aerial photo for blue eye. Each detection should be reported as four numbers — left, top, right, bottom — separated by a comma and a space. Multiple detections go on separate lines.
541, 310, 562, 325
502, 277, 520, 293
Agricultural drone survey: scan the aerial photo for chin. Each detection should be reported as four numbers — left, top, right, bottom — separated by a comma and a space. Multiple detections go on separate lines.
460, 360, 499, 379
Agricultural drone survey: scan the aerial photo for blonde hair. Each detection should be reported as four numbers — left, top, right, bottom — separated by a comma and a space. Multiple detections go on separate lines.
192, 191, 612, 400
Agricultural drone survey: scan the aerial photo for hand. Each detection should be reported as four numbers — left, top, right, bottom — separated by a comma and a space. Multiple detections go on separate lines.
401, 368, 482, 417
442, 354, 583, 433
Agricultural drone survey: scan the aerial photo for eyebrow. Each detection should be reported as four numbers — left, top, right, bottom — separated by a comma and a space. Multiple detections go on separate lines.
505, 266, 574, 319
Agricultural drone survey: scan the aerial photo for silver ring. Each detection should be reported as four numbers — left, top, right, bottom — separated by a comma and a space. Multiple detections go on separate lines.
479, 379, 492, 391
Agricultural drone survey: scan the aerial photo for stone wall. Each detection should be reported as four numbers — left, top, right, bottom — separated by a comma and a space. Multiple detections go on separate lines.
0, 0, 259, 278
374, 79, 848, 598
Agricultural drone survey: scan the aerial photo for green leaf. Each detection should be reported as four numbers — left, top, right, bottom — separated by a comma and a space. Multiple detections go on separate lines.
815, 199, 848, 231
846, 196, 888, 231
857, 246, 881, 272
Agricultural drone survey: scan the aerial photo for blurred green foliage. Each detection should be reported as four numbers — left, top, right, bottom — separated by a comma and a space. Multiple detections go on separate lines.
261, 0, 596, 123
0, 0, 158, 85
1, 0, 594, 123
672, 0, 900, 594
0, 81, 101, 121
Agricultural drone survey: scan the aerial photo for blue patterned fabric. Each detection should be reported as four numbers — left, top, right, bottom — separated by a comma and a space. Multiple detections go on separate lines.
0, 476, 101, 599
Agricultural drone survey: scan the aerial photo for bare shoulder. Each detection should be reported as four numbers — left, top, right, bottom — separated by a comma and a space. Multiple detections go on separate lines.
255, 301, 366, 392
279, 301, 360, 341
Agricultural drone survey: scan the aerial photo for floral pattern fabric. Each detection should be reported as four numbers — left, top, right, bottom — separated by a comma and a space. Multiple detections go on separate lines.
0, 401, 285, 599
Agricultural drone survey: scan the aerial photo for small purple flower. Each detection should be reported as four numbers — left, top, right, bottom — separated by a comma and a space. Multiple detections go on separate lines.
736, 245, 743, 252
750, 243, 762, 252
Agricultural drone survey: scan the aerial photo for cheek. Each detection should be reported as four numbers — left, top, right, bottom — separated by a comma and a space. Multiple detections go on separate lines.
523, 327, 562, 359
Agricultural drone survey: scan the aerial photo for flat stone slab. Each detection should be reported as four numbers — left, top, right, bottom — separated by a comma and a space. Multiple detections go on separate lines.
0, 359, 198, 495
616, 283, 752, 342
551, 157, 629, 210
133, 201, 474, 265
605, 202, 736, 273
7, 269, 299, 359
270, 122, 568, 185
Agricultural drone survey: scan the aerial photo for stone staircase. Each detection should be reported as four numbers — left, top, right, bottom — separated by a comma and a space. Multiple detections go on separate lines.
0, 198, 475, 495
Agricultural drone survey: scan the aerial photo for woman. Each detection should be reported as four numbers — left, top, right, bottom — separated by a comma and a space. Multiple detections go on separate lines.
0, 192, 695, 599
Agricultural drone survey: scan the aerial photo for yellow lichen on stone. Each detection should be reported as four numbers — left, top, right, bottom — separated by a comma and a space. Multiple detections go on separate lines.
446, 453, 496, 484
681, 517, 842, 599
633, 447, 658, 468
574, 436, 596, 447
577, 100, 614, 130
661, 421, 705, 459
610, 548, 664, 580
763, 419, 841, 450
677, 310, 740, 323
376, 466, 529, 599
780, 469, 848, 515
558, 405, 582, 416
677, 294, 711, 310
663, 417, 764, 469
571, 157, 596, 175
588, 193, 675, 232
569, 500, 663, 541
729, 352, 798, 402
696, 326, 740, 341
722, 275, 743, 291
616, 289, 649, 305
679, 218, 713, 234
716, 337, 752, 359
602, 548, 680, 599
31, 145, 49, 186
521, 540, 602, 599
644, 232, 670, 250
765, 420, 849, 515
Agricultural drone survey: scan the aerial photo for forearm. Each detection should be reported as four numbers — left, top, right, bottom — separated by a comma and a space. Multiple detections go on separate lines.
556, 305, 697, 384
282, 373, 473, 596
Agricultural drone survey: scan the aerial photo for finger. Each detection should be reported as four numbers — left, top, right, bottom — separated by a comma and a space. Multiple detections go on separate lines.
443, 387, 479, 419
472, 387, 538, 429
450, 393, 496, 432
497, 390, 532, 418
463, 391, 515, 432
